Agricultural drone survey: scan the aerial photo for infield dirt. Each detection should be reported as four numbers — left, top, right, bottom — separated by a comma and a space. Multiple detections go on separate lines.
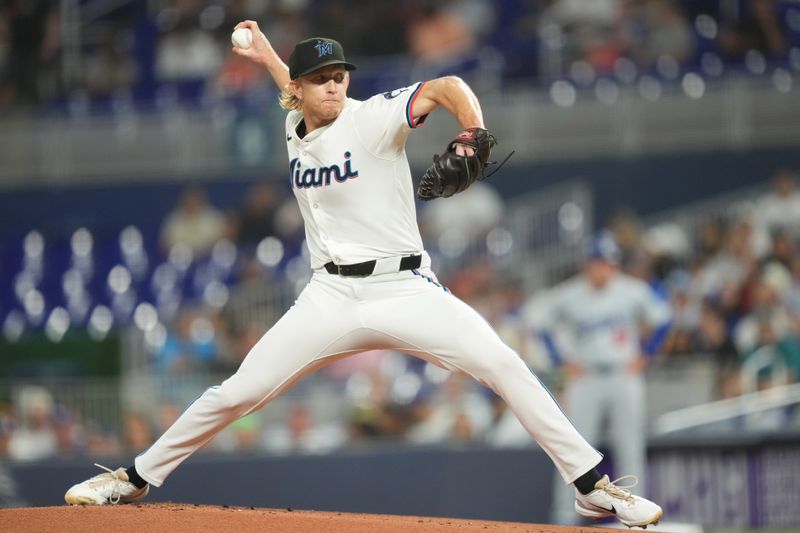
1, 503, 631, 532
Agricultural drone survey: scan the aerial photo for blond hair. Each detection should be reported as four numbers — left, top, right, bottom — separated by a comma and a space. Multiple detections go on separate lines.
279, 84, 302, 111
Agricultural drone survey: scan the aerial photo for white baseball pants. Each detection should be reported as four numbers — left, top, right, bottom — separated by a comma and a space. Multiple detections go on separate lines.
135, 262, 601, 486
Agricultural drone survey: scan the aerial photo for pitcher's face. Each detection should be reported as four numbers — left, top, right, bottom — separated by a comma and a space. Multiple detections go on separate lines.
292, 65, 349, 127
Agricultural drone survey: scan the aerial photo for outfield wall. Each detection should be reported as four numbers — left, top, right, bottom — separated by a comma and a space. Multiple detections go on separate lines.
8, 436, 800, 529
7, 447, 556, 523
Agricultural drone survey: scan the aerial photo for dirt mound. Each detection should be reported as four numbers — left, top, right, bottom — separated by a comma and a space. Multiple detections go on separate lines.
1, 504, 621, 533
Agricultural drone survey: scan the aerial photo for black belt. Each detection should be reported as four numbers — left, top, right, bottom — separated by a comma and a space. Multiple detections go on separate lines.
324, 254, 422, 277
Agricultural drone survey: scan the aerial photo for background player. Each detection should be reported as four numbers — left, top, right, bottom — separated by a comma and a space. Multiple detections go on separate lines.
525, 231, 671, 524
63, 22, 663, 528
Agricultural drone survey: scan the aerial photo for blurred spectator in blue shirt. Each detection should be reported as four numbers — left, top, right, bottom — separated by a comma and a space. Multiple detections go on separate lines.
154, 307, 224, 374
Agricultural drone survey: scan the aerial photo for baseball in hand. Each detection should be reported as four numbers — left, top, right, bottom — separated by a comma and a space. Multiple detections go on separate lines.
231, 28, 253, 49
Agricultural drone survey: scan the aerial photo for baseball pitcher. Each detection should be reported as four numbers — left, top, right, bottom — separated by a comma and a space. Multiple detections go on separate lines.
64, 23, 663, 528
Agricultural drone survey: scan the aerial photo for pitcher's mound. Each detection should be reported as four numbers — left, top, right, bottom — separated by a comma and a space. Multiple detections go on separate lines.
0, 503, 626, 533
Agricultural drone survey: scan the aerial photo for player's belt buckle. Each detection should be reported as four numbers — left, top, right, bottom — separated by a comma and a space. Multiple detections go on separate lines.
325, 260, 376, 276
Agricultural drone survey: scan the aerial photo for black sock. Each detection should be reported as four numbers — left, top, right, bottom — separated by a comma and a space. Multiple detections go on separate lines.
125, 466, 148, 489
573, 468, 602, 495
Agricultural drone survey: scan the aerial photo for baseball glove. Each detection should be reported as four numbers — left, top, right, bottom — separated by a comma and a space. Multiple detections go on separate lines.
416, 127, 498, 201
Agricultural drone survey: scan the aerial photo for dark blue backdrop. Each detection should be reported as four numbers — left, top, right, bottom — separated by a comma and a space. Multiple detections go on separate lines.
1, 146, 794, 241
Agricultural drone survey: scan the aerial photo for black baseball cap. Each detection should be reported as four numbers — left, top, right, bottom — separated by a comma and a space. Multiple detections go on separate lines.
288, 37, 357, 80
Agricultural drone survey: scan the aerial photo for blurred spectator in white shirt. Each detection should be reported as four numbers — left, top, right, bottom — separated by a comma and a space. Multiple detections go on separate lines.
406, 375, 492, 444
628, 0, 695, 69
262, 404, 347, 454
421, 181, 504, 253
543, 0, 620, 26
7, 386, 57, 462
156, 27, 222, 82
698, 218, 759, 308
160, 185, 228, 257
734, 262, 794, 355
757, 168, 800, 238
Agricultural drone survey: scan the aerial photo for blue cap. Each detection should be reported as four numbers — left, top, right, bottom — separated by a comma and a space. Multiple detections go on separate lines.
587, 231, 621, 263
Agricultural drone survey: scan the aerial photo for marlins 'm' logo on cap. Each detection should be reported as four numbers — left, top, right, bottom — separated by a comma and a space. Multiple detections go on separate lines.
314, 39, 334, 57
288, 37, 357, 79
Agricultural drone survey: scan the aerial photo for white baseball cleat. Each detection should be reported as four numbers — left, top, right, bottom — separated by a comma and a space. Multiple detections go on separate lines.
574, 475, 663, 529
65, 464, 149, 505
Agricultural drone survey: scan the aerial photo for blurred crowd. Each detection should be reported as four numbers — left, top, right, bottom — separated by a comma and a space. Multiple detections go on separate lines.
1, 0, 799, 463
617, 167, 800, 399
2, 166, 799, 462
1, 0, 798, 110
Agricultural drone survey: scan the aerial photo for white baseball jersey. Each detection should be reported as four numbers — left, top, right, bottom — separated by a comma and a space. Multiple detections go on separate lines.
526, 274, 671, 367
285, 83, 428, 269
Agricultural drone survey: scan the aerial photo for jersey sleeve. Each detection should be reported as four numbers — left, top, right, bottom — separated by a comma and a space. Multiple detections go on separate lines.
352, 82, 429, 158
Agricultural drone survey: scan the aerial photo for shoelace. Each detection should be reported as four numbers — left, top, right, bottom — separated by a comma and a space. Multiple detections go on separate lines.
601, 475, 638, 503
91, 463, 125, 504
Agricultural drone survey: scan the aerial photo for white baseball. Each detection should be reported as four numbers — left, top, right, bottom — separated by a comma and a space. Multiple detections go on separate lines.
231, 28, 253, 49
